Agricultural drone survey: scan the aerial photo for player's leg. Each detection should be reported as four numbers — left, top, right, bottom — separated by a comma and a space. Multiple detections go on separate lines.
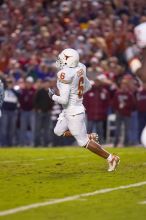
54, 112, 68, 137
54, 112, 98, 141
86, 139, 120, 171
66, 113, 109, 158
63, 129, 99, 142
67, 113, 120, 171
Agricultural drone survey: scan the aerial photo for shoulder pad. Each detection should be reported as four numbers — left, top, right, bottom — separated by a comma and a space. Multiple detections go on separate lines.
57, 69, 74, 84
78, 63, 86, 75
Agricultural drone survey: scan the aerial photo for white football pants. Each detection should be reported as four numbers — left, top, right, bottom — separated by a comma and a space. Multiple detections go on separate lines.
54, 111, 89, 146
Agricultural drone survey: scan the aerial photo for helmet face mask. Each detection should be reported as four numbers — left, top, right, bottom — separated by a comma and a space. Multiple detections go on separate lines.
56, 48, 79, 69
56, 55, 66, 69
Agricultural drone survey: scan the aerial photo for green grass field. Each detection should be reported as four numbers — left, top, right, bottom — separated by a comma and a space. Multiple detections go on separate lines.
0, 147, 146, 220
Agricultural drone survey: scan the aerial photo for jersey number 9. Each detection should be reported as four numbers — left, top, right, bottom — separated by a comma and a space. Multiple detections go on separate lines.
78, 77, 84, 98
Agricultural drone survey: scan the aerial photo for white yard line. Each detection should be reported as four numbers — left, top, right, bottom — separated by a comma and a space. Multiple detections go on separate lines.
0, 155, 88, 164
0, 158, 45, 163
33, 158, 45, 161
55, 155, 89, 159
0, 181, 146, 217
20, 163, 35, 166
139, 201, 146, 204
0, 160, 16, 163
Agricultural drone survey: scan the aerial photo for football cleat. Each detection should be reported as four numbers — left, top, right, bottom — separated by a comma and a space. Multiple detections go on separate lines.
107, 155, 120, 172
88, 133, 99, 143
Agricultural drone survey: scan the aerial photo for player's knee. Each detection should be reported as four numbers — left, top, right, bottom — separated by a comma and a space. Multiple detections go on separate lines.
54, 127, 63, 136
77, 138, 89, 147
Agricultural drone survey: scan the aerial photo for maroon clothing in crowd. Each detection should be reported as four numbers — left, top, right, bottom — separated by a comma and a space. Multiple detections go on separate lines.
136, 88, 146, 112
112, 91, 135, 116
84, 86, 110, 120
19, 88, 36, 111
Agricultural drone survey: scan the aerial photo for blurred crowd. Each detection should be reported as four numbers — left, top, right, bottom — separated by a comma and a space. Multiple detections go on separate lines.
0, 0, 146, 147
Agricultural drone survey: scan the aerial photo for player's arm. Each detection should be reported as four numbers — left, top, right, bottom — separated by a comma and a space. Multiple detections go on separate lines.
48, 71, 72, 105
52, 83, 71, 105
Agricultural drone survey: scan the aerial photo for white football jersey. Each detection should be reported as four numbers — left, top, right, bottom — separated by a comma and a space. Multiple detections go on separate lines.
53, 62, 91, 115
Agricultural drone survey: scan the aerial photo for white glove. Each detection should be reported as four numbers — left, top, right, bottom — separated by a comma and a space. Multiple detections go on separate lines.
48, 88, 55, 99
134, 22, 146, 48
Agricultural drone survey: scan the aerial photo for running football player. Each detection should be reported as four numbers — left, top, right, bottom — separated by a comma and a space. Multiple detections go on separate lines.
48, 48, 120, 172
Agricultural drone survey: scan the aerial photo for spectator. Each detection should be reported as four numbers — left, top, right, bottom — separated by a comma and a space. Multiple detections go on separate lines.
34, 79, 53, 147
0, 78, 19, 146
112, 79, 136, 147
124, 75, 139, 145
19, 76, 36, 146
87, 58, 99, 80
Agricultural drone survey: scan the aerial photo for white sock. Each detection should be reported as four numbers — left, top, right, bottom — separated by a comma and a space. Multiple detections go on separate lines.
107, 154, 113, 162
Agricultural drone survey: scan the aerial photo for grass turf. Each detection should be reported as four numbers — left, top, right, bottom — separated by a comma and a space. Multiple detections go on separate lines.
0, 147, 146, 220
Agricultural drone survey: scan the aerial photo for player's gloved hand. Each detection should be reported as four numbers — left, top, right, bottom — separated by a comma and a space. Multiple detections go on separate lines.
48, 88, 55, 99
0, 80, 4, 108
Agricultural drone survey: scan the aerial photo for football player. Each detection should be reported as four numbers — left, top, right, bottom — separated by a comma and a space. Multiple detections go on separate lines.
48, 48, 120, 172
